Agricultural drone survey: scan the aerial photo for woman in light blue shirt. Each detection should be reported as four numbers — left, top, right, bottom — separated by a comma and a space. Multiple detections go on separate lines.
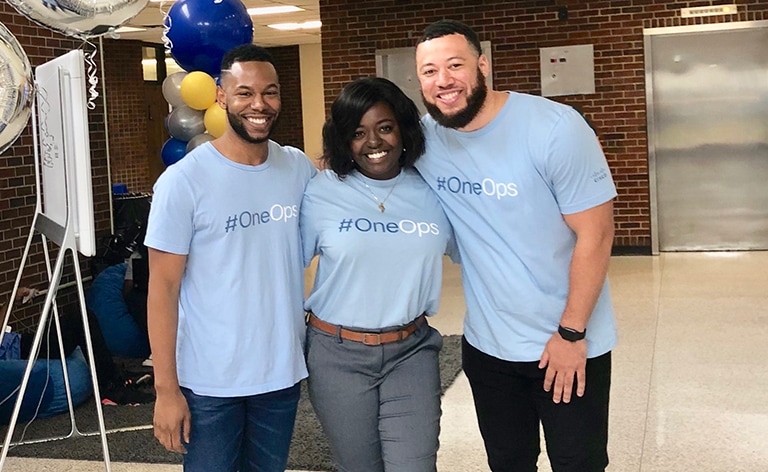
300, 77, 454, 472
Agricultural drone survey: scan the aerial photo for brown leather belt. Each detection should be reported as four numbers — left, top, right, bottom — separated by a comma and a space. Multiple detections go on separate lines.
307, 312, 426, 346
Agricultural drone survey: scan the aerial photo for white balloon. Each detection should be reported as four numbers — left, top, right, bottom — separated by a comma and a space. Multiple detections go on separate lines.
6, 0, 149, 39
167, 106, 205, 142
0, 22, 35, 155
162, 71, 187, 108
186, 133, 214, 153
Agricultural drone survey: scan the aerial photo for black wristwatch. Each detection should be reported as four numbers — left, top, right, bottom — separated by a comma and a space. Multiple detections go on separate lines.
558, 325, 586, 342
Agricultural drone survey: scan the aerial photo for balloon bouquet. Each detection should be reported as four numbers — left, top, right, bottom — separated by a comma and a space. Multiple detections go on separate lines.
1, 0, 150, 154
1, 0, 253, 169
159, 0, 253, 167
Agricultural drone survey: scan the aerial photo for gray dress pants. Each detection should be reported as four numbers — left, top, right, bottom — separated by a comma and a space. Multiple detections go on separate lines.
306, 319, 443, 472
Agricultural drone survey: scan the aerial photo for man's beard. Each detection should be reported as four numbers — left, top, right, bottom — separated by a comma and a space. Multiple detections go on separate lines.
227, 111, 277, 144
422, 68, 488, 130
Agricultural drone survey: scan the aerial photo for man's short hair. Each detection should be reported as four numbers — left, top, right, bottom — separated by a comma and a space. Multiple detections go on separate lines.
220, 44, 276, 72
418, 19, 482, 56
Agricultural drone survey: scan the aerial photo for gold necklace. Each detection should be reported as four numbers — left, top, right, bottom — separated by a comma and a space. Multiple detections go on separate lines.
359, 173, 401, 212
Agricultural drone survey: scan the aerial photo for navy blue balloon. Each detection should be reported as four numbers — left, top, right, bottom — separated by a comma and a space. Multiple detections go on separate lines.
161, 138, 188, 166
165, 0, 254, 76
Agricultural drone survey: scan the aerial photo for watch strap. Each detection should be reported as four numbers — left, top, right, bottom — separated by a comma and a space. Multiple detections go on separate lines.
558, 325, 586, 342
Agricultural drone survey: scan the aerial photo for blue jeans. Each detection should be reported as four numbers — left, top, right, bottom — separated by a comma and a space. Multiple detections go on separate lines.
180, 383, 301, 472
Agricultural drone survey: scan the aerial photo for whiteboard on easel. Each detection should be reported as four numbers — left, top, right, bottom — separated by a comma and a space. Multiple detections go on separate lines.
34, 50, 96, 257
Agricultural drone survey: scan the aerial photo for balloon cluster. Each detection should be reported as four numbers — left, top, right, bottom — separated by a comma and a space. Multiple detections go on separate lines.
160, 0, 253, 167
160, 70, 226, 166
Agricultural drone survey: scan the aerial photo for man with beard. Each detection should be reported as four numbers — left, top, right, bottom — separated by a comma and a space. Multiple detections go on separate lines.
414, 20, 617, 472
145, 44, 316, 471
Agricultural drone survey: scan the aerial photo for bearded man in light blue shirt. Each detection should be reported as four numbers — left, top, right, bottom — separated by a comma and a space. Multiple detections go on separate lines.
414, 20, 617, 472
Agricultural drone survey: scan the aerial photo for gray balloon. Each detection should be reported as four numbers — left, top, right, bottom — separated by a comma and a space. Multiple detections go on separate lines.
167, 105, 205, 142
6, 0, 149, 39
162, 71, 187, 108
0, 22, 35, 155
186, 133, 215, 153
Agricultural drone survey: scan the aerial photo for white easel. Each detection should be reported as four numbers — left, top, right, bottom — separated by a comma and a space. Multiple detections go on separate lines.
0, 63, 111, 471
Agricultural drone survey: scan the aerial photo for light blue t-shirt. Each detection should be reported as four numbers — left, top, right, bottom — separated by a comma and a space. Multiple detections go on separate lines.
145, 141, 317, 396
416, 92, 618, 362
301, 168, 453, 329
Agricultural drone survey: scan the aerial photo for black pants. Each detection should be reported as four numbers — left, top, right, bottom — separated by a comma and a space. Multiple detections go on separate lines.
20, 307, 118, 389
462, 336, 611, 472
123, 289, 148, 339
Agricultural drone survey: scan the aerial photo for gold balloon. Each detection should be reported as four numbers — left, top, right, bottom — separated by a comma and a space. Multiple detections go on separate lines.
0, 22, 34, 154
180, 71, 217, 111
204, 103, 227, 139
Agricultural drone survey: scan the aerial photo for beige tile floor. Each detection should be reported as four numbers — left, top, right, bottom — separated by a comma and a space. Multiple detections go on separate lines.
2, 252, 767, 471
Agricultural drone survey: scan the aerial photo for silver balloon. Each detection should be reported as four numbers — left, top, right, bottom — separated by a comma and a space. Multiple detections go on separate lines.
6, 0, 149, 39
162, 71, 187, 108
0, 22, 34, 155
167, 106, 205, 142
186, 133, 214, 153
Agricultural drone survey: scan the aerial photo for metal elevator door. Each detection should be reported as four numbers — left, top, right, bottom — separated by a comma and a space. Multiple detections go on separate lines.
645, 22, 768, 251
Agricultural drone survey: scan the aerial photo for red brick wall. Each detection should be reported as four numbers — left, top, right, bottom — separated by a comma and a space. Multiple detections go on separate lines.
101, 39, 152, 193
318, 0, 768, 249
268, 45, 305, 150
1, 4, 110, 326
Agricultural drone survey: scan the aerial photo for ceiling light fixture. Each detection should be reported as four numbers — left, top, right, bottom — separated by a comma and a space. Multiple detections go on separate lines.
114, 26, 147, 33
268, 20, 321, 31
248, 6, 304, 16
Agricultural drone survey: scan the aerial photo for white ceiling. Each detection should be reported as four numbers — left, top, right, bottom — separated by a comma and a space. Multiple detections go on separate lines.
117, 0, 321, 46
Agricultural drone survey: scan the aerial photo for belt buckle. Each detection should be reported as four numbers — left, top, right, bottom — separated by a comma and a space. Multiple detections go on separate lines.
362, 333, 382, 346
